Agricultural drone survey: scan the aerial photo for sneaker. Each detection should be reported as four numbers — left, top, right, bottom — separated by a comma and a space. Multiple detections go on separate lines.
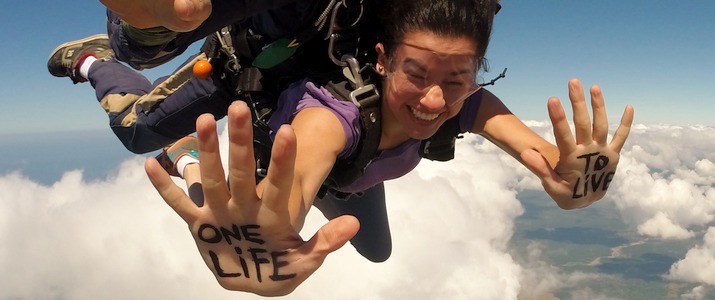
155, 136, 200, 177
47, 34, 114, 84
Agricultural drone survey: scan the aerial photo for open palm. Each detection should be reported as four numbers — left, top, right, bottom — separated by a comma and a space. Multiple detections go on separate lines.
522, 79, 634, 209
146, 102, 359, 296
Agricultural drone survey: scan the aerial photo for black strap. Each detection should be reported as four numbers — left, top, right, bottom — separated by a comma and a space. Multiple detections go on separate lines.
419, 116, 462, 161
321, 78, 382, 192
201, 0, 491, 189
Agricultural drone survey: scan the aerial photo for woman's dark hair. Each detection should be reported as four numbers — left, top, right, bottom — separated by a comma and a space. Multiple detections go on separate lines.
379, 0, 499, 71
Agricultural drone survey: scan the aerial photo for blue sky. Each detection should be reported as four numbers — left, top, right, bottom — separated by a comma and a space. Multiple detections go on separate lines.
1, 1, 714, 135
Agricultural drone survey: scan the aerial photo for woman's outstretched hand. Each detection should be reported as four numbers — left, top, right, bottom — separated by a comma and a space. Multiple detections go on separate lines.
145, 102, 359, 296
522, 78, 634, 209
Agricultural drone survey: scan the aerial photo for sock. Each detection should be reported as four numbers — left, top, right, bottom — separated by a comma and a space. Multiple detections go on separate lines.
78, 55, 98, 80
176, 155, 200, 178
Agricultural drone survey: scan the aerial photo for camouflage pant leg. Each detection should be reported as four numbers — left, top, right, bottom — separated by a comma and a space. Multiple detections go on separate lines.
88, 52, 232, 154
106, 10, 183, 70
105, 0, 300, 69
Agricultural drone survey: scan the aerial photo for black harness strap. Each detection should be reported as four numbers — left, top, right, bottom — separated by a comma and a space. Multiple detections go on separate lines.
203, 0, 469, 196
419, 116, 463, 162
321, 77, 381, 194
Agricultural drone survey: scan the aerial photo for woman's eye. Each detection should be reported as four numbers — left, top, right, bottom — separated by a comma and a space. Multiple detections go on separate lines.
442, 80, 469, 91
408, 73, 427, 81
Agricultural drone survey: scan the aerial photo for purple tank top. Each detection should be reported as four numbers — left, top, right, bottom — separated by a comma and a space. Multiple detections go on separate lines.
268, 79, 483, 193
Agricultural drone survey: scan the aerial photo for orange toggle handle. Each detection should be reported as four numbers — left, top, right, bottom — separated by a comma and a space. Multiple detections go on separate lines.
193, 59, 212, 80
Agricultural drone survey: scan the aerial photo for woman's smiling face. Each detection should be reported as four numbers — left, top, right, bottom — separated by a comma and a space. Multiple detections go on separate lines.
380, 30, 480, 140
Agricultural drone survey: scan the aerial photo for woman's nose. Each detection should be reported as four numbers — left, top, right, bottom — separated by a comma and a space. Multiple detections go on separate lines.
419, 85, 446, 110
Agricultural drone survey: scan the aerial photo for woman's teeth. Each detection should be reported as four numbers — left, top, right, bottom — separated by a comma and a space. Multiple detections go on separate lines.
411, 107, 439, 121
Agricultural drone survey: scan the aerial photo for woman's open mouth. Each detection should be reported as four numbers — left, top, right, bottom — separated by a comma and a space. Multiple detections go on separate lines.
410, 107, 440, 121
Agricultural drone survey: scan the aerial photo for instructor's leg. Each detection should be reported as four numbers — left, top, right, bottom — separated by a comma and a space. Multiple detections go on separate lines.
313, 183, 392, 262
106, 0, 300, 69
89, 52, 231, 153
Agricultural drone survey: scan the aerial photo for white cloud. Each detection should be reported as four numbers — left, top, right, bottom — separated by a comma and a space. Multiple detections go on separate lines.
0, 160, 227, 299
512, 122, 715, 288
609, 124, 715, 240
666, 227, 715, 285
515, 241, 613, 300
625, 124, 715, 172
4, 122, 715, 298
679, 285, 713, 300
567, 288, 620, 300
0, 129, 530, 300
296, 134, 528, 299
637, 212, 694, 239
606, 124, 715, 286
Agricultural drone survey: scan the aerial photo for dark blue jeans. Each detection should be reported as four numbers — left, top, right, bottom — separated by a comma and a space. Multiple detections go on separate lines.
94, 0, 309, 153
313, 183, 392, 262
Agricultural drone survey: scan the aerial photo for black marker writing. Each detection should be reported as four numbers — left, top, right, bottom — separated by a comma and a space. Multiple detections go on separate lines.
199, 223, 297, 282
235, 246, 250, 278
270, 251, 297, 281
209, 250, 240, 277
249, 248, 270, 282
572, 152, 615, 199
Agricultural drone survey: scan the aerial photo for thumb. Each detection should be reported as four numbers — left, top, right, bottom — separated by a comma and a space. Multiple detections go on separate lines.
301, 215, 360, 256
521, 148, 556, 180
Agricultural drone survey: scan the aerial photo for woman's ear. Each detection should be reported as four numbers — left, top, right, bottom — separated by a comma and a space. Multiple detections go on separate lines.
375, 43, 387, 74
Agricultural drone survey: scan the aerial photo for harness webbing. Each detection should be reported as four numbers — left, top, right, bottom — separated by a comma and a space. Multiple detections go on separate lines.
202, 0, 471, 197
322, 76, 382, 193
419, 116, 462, 162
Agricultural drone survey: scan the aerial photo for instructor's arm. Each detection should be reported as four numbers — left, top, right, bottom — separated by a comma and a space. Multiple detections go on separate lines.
100, 0, 211, 32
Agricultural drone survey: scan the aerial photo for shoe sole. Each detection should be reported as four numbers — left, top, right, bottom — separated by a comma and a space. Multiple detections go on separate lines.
47, 34, 109, 76
166, 137, 198, 158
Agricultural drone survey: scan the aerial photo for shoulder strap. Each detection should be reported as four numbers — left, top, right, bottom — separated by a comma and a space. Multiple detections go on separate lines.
321, 73, 381, 193
204, 0, 381, 190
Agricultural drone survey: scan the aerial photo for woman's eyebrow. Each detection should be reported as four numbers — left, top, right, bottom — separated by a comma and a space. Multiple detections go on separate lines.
402, 58, 427, 72
403, 57, 474, 77
450, 68, 474, 76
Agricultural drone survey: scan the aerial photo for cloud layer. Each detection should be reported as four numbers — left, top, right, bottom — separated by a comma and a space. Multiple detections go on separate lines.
1, 122, 714, 299
609, 124, 715, 241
